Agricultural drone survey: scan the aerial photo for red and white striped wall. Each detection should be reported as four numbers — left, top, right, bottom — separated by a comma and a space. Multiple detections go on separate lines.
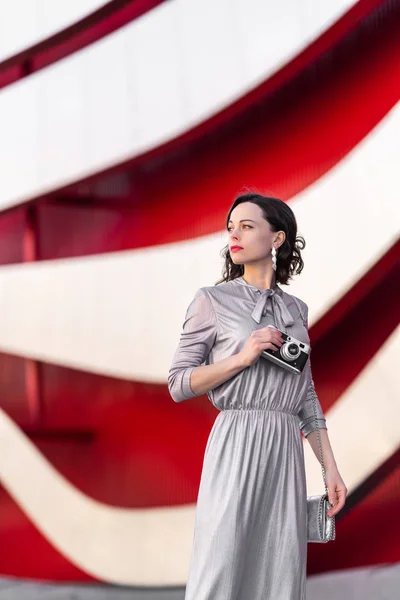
0, 0, 398, 586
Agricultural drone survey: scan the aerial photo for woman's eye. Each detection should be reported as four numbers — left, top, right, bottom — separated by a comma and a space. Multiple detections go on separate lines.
227, 225, 252, 232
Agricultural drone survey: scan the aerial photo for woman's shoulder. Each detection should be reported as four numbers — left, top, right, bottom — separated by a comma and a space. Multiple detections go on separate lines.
197, 280, 233, 296
280, 289, 308, 323
194, 281, 236, 309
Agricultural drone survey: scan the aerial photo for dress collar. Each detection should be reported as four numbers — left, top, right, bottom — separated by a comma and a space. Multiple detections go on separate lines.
232, 276, 294, 328
234, 275, 281, 294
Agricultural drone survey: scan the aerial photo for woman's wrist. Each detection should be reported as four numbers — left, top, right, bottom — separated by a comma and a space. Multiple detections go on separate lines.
324, 458, 338, 473
235, 351, 249, 369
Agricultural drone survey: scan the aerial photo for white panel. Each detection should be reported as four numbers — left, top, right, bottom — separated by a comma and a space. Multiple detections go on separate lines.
0, 0, 108, 63
0, 0, 358, 210
0, 102, 398, 380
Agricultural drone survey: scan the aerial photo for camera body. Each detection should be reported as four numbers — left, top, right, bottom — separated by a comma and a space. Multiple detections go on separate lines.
261, 325, 310, 375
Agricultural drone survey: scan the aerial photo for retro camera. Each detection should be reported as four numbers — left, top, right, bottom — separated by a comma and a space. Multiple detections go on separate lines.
261, 325, 310, 375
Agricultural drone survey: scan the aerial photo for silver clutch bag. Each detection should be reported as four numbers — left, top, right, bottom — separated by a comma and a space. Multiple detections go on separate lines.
307, 493, 335, 543
307, 391, 336, 543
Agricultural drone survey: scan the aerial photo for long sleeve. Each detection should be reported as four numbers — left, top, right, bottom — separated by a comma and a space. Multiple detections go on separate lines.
168, 288, 218, 403
297, 303, 328, 438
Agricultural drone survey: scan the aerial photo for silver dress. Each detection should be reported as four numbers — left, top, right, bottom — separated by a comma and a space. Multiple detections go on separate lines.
168, 276, 327, 600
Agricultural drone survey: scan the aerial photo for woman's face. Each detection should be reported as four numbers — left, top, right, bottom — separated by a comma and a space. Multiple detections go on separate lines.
227, 202, 280, 265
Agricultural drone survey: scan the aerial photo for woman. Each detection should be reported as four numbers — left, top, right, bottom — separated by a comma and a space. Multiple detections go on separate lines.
168, 192, 347, 600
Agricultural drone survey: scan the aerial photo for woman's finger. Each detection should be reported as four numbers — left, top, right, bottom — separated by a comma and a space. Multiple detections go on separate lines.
328, 486, 338, 507
328, 486, 346, 516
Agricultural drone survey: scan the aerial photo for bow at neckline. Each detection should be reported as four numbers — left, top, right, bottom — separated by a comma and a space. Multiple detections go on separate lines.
234, 276, 294, 329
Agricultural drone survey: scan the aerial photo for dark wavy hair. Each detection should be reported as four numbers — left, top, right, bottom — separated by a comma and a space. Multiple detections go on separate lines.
215, 191, 305, 286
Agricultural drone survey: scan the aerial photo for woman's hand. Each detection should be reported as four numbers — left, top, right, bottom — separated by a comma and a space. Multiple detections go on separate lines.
238, 325, 284, 368
325, 468, 348, 517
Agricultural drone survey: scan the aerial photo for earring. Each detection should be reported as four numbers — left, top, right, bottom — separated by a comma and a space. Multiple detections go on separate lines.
271, 246, 277, 271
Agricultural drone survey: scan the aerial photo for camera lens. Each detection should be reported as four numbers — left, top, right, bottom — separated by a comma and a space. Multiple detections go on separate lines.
280, 342, 301, 361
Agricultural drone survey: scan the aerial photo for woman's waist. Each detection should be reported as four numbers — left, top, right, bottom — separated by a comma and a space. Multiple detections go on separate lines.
219, 405, 299, 415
